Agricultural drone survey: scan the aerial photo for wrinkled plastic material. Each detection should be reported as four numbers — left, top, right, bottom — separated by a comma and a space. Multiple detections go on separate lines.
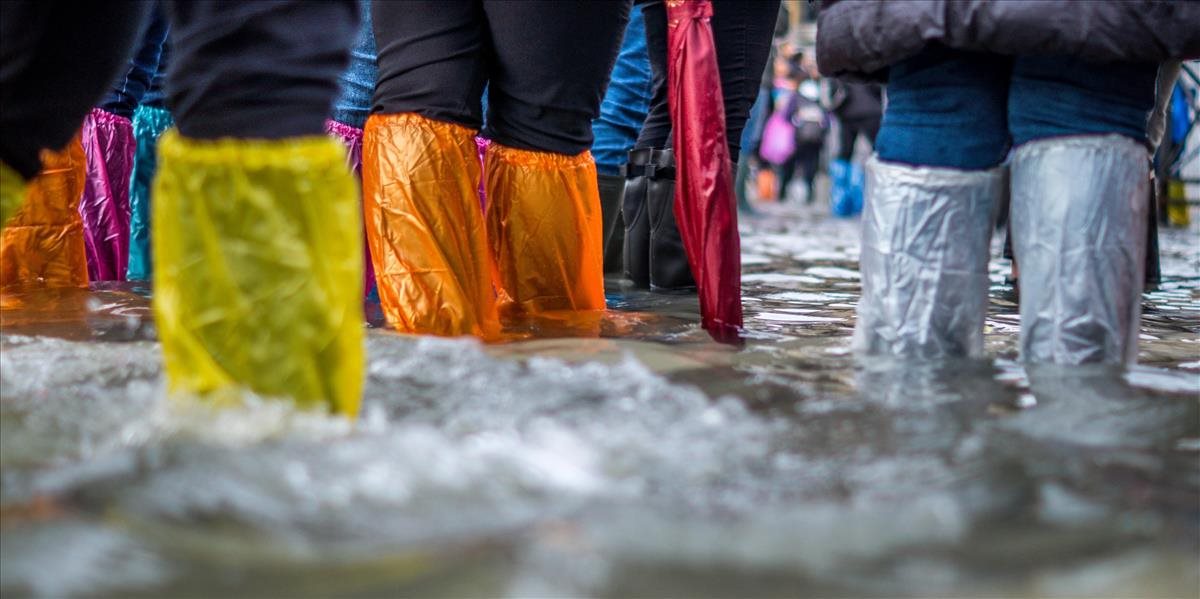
325, 118, 377, 298
1010, 135, 1149, 364
153, 132, 364, 415
1, 135, 90, 289
0, 161, 25, 232
666, 0, 743, 343
363, 113, 499, 338
854, 155, 1002, 358
486, 143, 605, 317
829, 158, 864, 217
80, 108, 136, 281
126, 105, 173, 281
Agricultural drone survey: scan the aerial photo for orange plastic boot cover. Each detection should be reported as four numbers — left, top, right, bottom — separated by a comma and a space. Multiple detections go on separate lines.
1, 134, 90, 289
362, 113, 499, 338
484, 144, 605, 316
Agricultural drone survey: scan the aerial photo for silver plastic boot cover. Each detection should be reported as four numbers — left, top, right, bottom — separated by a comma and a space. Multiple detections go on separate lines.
854, 156, 1003, 358
1010, 134, 1150, 364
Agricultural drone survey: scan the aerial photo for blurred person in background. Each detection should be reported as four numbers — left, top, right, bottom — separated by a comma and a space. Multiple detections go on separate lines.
827, 78, 881, 217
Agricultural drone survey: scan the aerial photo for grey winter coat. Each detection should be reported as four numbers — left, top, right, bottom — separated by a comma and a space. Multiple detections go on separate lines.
816, 0, 1200, 80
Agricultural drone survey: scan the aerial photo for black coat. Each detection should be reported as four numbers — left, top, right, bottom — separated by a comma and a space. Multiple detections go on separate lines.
815, 0, 1200, 80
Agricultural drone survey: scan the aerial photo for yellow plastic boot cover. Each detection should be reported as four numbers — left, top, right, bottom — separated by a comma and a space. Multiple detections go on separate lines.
0, 161, 27, 232
485, 144, 605, 315
153, 133, 364, 415
1, 135, 90, 288
363, 113, 499, 339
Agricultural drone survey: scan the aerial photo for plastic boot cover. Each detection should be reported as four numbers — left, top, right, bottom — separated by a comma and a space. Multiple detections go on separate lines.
598, 173, 625, 275
646, 148, 695, 290
1, 135, 90, 289
362, 113, 498, 339
153, 132, 364, 415
486, 143, 605, 316
126, 105, 174, 281
325, 118, 377, 298
80, 108, 136, 281
1010, 135, 1150, 365
829, 158, 864, 218
854, 155, 1002, 358
0, 161, 26, 232
622, 148, 653, 288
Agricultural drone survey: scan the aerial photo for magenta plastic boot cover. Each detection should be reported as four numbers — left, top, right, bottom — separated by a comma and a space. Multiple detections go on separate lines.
79, 108, 136, 281
325, 119, 376, 297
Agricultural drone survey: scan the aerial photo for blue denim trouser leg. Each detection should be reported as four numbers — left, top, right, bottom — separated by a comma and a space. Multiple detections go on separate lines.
99, 3, 170, 119
877, 45, 1158, 170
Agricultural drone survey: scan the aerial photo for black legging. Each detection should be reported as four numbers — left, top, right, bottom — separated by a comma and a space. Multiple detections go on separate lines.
0, 0, 357, 179
836, 117, 880, 161
371, 0, 631, 156
634, 0, 780, 163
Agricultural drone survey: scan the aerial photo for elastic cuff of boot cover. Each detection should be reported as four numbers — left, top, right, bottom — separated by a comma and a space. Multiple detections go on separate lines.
325, 119, 363, 142
81, 108, 136, 282
853, 155, 1003, 358
132, 105, 175, 139
486, 143, 605, 315
1, 135, 90, 289
325, 119, 364, 175
153, 132, 364, 415
1010, 134, 1149, 365
363, 112, 499, 339
0, 161, 26, 231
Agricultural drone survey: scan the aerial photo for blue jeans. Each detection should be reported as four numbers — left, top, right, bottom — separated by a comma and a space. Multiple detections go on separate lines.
331, 0, 376, 129
591, 7, 652, 176
876, 46, 1159, 169
99, 3, 170, 119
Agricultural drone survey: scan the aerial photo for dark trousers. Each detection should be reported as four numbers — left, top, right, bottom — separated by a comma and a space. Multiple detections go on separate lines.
371, 0, 631, 156
634, 0, 780, 162
99, 3, 171, 120
836, 118, 879, 161
0, 0, 357, 180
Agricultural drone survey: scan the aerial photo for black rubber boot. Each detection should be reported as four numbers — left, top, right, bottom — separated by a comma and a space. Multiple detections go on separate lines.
598, 173, 625, 275
646, 148, 695, 290
622, 148, 653, 288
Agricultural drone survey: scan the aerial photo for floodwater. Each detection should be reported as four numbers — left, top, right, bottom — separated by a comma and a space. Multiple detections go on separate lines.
2, 202, 1198, 597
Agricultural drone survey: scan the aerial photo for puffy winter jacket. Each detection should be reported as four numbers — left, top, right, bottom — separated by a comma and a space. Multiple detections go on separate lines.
816, 0, 1200, 80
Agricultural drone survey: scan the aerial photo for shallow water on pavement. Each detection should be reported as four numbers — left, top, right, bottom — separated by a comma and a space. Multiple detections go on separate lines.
1, 202, 1198, 597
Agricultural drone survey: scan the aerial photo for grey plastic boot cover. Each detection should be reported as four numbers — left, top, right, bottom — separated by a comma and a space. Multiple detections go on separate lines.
1010, 135, 1149, 364
854, 155, 1003, 358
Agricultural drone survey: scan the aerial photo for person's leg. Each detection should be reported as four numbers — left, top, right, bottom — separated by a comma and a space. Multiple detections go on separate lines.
327, 0, 378, 298
0, 1, 149, 181
364, 1, 498, 338
0, 0, 147, 285
482, 0, 630, 314
126, 102, 173, 281
154, 0, 363, 414
635, 0, 779, 161
1007, 57, 1158, 364
855, 46, 1010, 358
837, 123, 857, 161
593, 9, 653, 274
775, 152, 798, 202
124, 4, 172, 282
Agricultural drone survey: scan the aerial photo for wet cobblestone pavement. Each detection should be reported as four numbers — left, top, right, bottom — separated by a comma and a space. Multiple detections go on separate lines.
2, 202, 1198, 597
